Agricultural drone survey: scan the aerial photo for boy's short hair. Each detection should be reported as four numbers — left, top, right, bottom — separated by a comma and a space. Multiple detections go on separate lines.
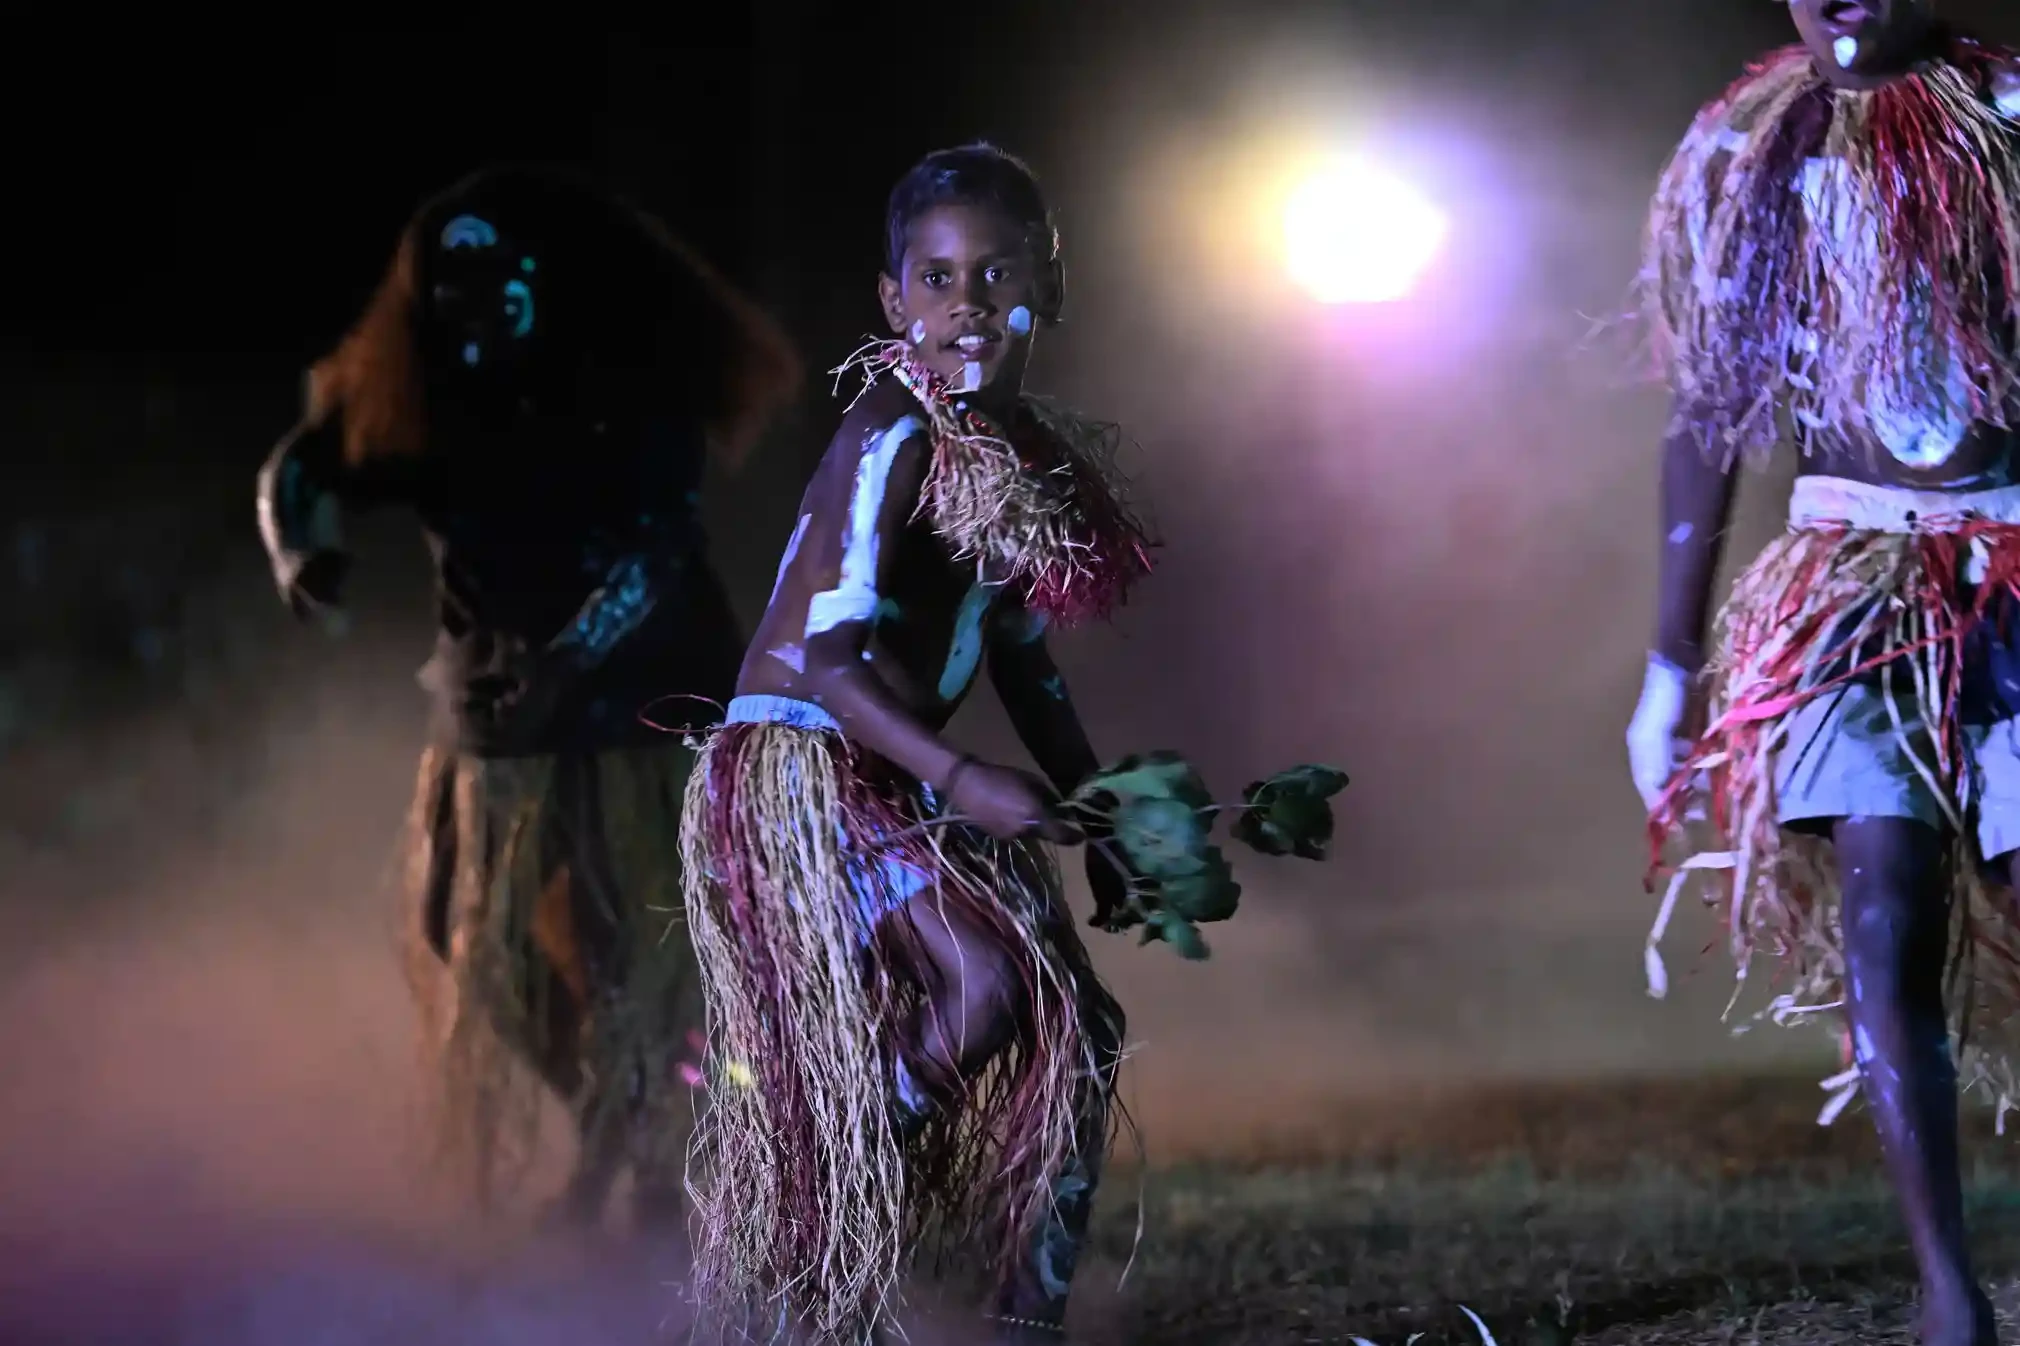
883, 143, 1064, 320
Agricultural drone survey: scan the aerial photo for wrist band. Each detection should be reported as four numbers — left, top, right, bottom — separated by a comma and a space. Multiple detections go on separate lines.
942, 753, 980, 797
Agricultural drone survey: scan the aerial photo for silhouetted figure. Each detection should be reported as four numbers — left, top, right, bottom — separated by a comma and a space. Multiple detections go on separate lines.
256, 164, 798, 1232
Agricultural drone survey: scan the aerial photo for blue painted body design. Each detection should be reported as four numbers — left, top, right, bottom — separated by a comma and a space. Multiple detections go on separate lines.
938, 583, 994, 700
551, 554, 664, 664
502, 278, 535, 338
842, 814, 936, 940
440, 214, 498, 250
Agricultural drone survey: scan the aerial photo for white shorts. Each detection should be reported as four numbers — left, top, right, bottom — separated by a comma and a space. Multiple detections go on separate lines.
1775, 682, 2020, 860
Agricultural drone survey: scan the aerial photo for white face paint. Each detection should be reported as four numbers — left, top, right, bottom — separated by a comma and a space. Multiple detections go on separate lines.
1006, 305, 1033, 336
937, 582, 996, 700
1667, 522, 1694, 546
958, 361, 983, 393
805, 418, 922, 636
1833, 35, 1858, 68
908, 319, 926, 346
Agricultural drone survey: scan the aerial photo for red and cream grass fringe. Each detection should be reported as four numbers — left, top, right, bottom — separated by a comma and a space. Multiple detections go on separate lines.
831, 340, 1154, 627
1646, 523, 2020, 1126
679, 720, 1107, 1342
1639, 39, 2020, 468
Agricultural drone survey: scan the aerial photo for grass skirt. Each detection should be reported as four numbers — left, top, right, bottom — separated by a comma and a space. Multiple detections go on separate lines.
679, 718, 1116, 1341
402, 742, 700, 1211
1647, 517, 2020, 1124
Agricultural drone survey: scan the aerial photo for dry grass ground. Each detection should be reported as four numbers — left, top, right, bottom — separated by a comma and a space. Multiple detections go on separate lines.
1066, 1073, 2020, 1345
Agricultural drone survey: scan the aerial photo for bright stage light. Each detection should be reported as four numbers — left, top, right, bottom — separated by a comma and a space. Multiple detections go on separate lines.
1282, 155, 1447, 305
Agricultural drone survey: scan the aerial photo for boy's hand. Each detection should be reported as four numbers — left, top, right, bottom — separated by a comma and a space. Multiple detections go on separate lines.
1627, 654, 1699, 810
945, 760, 1081, 843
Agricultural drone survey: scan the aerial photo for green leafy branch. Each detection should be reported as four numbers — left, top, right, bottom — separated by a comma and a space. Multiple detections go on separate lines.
1063, 752, 1348, 961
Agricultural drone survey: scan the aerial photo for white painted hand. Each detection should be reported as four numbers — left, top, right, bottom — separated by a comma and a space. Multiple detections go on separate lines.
1626, 654, 1691, 811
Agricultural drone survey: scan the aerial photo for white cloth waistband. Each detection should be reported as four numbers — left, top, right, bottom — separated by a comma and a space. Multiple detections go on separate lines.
724, 693, 841, 731
1788, 475, 2020, 530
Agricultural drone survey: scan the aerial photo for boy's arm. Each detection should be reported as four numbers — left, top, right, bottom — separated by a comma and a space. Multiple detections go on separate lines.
798, 411, 967, 791
986, 602, 1099, 797
1654, 406, 1739, 675
1629, 402, 1739, 807
988, 598, 1130, 925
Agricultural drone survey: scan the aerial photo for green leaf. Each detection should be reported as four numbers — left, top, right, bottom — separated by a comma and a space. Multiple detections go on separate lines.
1230, 764, 1349, 861
1072, 751, 1213, 811
1159, 848, 1241, 923
1141, 909, 1210, 961
1075, 750, 1344, 964
1113, 795, 1212, 880
1164, 914, 1210, 961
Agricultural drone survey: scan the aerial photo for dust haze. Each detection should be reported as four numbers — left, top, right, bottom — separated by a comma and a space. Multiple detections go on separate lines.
15, 2, 2020, 1341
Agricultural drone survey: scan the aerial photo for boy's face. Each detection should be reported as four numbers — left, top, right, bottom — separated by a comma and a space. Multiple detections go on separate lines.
879, 202, 1048, 397
1788, 0, 1935, 88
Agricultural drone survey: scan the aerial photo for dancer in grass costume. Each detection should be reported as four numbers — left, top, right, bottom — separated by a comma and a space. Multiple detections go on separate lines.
679, 143, 1153, 1344
1632, 8, 2020, 1343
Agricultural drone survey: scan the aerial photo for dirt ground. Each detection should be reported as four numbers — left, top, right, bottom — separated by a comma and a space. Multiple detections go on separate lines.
1, 1014, 2014, 1345
1067, 1073, 2020, 1345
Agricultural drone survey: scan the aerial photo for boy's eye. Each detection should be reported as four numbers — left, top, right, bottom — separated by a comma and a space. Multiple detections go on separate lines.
922, 269, 951, 288
985, 264, 1011, 284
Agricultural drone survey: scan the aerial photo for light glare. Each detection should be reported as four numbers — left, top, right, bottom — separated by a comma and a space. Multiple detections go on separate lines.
1283, 155, 1447, 305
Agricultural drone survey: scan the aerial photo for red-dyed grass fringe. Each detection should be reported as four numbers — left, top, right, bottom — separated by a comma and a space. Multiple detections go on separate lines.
685, 719, 1099, 1338
852, 340, 1157, 628
1010, 402, 1155, 628
1642, 36, 2020, 467
1645, 521, 2020, 1108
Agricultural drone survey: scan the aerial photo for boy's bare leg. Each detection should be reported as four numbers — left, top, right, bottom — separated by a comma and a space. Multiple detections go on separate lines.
1836, 817, 1996, 1346
988, 967, 1123, 1342
879, 893, 1124, 1341
889, 892, 1022, 1115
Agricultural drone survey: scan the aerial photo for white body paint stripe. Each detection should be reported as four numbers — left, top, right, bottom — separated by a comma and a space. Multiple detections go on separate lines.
1997, 72, 2020, 118
768, 513, 811, 608
806, 416, 922, 637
